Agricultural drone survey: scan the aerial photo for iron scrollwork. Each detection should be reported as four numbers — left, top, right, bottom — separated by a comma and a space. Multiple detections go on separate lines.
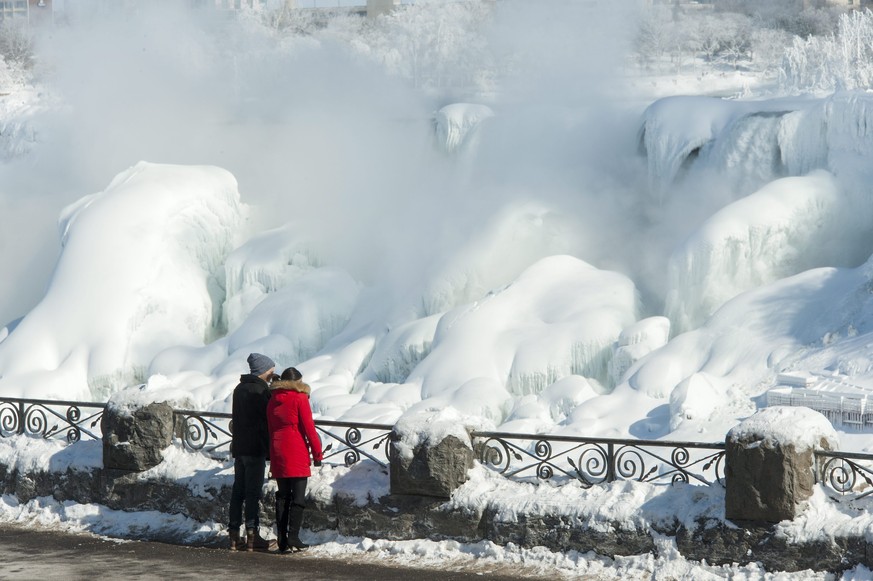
816, 452, 873, 501
318, 422, 393, 468
473, 431, 726, 488
0, 398, 105, 443
172, 411, 232, 456
171, 412, 394, 467
569, 443, 609, 486
0, 402, 20, 434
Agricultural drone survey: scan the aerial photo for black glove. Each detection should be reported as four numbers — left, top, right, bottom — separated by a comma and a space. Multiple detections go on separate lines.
313, 460, 322, 467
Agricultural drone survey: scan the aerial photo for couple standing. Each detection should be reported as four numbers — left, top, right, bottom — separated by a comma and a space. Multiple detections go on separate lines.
228, 352, 324, 553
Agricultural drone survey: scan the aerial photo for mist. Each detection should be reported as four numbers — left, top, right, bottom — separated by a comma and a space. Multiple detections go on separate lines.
0, 0, 675, 331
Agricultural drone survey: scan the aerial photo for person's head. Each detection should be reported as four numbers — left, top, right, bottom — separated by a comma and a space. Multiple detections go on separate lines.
247, 353, 276, 381
280, 367, 302, 382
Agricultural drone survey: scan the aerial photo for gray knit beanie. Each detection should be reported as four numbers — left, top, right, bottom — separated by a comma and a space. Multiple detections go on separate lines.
247, 353, 275, 376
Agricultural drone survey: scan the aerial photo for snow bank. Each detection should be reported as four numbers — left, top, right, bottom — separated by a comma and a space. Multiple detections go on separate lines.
627, 257, 873, 437
446, 464, 723, 532
0, 436, 101, 474
388, 255, 638, 426
419, 255, 637, 396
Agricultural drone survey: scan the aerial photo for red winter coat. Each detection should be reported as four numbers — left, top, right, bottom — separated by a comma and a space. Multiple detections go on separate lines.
267, 379, 323, 478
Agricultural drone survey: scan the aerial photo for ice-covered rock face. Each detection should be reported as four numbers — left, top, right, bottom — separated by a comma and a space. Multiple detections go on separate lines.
10, 72, 873, 443
665, 170, 854, 333
638, 96, 817, 200
640, 96, 740, 199
649, 93, 873, 334
319, 255, 638, 427
0, 162, 244, 399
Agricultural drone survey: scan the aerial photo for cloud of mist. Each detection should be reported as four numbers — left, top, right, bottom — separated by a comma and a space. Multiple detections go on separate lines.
0, 0, 692, 332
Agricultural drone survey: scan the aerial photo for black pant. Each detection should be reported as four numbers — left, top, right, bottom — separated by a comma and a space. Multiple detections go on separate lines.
229, 455, 266, 530
276, 477, 307, 509
276, 477, 308, 544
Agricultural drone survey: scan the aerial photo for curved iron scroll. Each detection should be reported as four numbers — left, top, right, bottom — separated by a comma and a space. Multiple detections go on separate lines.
816, 451, 873, 501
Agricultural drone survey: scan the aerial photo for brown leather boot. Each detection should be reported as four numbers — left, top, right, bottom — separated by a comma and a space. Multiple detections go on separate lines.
246, 527, 276, 552
228, 528, 245, 551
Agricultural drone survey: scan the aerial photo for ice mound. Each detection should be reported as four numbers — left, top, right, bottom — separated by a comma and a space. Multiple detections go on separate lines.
410, 255, 638, 412
665, 170, 851, 332
0, 162, 244, 400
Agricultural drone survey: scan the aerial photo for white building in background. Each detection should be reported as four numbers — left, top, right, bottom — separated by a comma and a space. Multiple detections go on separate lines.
0, 0, 54, 25
766, 372, 873, 430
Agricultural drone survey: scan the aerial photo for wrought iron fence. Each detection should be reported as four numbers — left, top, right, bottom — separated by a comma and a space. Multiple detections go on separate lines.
0, 397, 730, 486
815, 450, 873, 501
174, 409, 233, 456
315, 419, 394, 468
471, 431, 726, 487
174, 409, 394, 468
0, 397, 106, 443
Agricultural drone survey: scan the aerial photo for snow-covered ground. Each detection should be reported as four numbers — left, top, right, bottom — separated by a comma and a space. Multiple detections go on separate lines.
4, 0, 873, 576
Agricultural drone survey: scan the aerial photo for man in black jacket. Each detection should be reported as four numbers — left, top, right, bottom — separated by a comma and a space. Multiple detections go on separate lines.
228, 352, 276, 552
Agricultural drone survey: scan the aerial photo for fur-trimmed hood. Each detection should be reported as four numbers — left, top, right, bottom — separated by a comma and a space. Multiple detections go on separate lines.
269, 379, 311, 395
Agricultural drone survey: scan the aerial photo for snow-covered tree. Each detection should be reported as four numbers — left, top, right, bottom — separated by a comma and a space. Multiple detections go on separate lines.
780, 9, 873, 93
0, 20, 33, 71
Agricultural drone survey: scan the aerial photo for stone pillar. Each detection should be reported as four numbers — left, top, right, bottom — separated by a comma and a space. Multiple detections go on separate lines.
389, 412, 474, 499
725, 406, 838, 523
101, 401, 174, 471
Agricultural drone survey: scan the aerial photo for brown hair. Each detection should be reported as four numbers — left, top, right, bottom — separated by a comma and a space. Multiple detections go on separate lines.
280, 367, 302, 382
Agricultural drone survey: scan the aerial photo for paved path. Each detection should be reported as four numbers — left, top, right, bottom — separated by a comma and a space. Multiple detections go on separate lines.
0, 524, 552, 581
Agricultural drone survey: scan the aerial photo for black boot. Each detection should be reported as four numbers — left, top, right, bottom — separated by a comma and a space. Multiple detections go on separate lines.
275, 495, 290, 553
287, 503, 309, 550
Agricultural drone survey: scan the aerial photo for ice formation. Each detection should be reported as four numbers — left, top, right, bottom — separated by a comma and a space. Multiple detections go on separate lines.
655, 92, 873, 333
7, 52, 873, 443
0, 162, 244, 400
664, 170, 850, 332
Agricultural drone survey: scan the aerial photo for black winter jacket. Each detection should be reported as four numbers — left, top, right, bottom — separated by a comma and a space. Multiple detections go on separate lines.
230, 374, 271, 458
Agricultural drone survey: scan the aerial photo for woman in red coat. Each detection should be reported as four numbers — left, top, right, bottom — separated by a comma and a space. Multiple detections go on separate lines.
267, 366, 323, 552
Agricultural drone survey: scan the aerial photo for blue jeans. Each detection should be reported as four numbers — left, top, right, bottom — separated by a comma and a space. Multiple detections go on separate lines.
229, 455, 266, 530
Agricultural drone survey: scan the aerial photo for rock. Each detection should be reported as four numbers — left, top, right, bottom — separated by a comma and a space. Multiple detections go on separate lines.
390, 434, 474, 499
101, 401, 174, 471
725, 406, 838, 523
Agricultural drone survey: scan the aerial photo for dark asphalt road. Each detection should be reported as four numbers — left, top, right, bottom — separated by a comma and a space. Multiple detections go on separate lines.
0, 524, 559, 581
